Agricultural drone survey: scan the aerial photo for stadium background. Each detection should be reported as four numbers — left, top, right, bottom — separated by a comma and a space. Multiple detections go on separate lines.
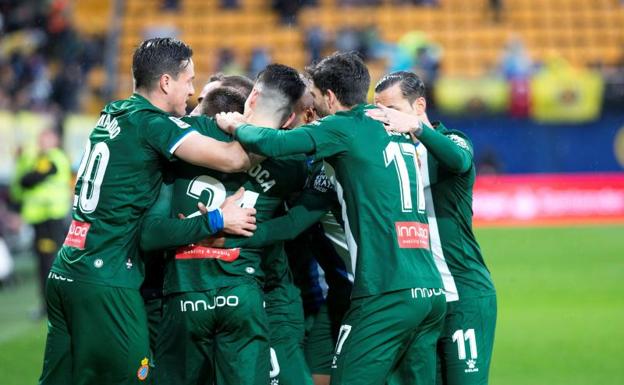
0, 0, 622, 384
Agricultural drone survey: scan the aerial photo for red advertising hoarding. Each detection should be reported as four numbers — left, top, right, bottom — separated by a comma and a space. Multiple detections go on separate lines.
473, 173, 624, 226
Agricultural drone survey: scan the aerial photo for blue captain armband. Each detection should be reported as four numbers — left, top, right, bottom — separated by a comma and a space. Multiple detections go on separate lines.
207, 208, 224, 233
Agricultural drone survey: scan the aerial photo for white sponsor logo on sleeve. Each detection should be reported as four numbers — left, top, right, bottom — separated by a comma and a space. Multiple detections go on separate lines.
448, 134, 469, 150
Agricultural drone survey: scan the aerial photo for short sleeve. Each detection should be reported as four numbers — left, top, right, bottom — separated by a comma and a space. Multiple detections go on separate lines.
143, 114, 198, 161
300, 116, 353, 159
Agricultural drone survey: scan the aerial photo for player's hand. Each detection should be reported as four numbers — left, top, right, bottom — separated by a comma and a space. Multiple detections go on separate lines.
177, 202, 208, 220
216, 111, 246, 135
221, 187, 257, 237
366, 104, 429, 136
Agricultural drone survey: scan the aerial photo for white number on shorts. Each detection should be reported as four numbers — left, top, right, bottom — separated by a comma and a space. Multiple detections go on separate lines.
383, 142, 425, 213
75, 141, 110, 213
269, 347, 280, 379
452, 328, 478, 360
185, 175, 259, 217
335, 324, 352, 355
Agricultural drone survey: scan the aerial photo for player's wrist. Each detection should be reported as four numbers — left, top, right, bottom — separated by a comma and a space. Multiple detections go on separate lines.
412, 118, 424, 137
232, 123, 246, 138
206, 208, 224, 233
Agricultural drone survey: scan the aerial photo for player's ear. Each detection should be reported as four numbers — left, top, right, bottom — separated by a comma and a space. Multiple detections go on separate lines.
413, 96, 427, 115
248, 88, 260, 109
304, 107, 316, 124
281, 111, 296, 129
326, 89, 337, 111
160, 74, 172, 94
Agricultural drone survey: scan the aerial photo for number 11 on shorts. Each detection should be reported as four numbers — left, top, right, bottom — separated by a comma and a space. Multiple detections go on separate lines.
452, 328, 478, 360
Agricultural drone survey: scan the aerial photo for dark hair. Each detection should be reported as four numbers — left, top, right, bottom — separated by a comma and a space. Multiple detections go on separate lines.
257, 64, 306, 106
374, 71, 426, 104
208, 73, 225, 82
132, 37, 193, 90
199, 86, 246, 117
221, 75, 254, 98
305, 51, 370, 107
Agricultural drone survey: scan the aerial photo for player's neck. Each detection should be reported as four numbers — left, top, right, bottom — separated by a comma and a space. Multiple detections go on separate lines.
331, 101, 354, 114
135, 88, 174, 114
246, 111, 281, 129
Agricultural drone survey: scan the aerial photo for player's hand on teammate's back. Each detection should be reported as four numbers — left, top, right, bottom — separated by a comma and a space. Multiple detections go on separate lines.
221, 187, 257, 237
216, 111, 246, 135
366, 104, 430, 136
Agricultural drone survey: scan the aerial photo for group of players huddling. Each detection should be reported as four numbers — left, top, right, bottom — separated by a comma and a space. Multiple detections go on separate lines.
38, 37, 497, 385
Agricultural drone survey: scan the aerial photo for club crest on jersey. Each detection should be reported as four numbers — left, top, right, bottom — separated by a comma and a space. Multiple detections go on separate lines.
169, 116, 191, 129
137, 357, 149, 381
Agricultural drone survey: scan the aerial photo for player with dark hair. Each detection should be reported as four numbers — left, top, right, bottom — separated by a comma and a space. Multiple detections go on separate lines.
191, 74, 254, 115
370, 71, 497, 385
200, 86, 247, 117
146, 63, 310, 385
39, 37, 256, 385
217, 52, 446, 385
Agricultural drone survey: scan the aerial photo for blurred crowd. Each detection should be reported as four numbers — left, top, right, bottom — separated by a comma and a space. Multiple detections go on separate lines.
0, 0, 105, 114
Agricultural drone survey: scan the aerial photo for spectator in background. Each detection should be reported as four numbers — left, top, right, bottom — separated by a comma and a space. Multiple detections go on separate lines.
162, 0, 180, 11
248, 47, 271, 79
305, 26, 325, 64
394, 0, 438, 5
273, 0, 302, 24
500, 37, 533, 117
478, 150, 503, 174
339, 0, 381, 5
489, 0, 503, 22
9, 128, 71, 318
500, 37, 533, 80
335, 27, 361, 53
220, 0, 240, 8
50, 61, 82, 112
216, 48, 244, 75
414, 45, 440, 102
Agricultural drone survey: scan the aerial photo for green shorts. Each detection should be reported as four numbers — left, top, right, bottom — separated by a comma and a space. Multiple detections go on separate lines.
143, 296, 163, 356
154, 282, 269, 385
266, 286, 313, 385
436, 294, 497, 385
40, 273, 151, 385
330, 288, 446, 385
304, 302, 335, 375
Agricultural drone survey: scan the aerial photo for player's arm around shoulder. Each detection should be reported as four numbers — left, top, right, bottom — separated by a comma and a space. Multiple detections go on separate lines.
175, 135, 251, 173
419, 123, 474, 174
216, 111, 318, 158
140, 112, 250, 173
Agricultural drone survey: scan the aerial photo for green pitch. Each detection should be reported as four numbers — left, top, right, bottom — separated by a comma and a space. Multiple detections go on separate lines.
0, 225, 622, 385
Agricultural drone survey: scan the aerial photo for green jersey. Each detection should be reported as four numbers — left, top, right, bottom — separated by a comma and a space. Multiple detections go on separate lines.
164, 119, 308, 294
51, 94, 201, 289
234, 104, 443, 298
416, 123, 495, 300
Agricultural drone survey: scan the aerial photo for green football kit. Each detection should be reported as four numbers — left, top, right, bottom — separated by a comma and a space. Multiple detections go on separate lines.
148, 117, 310, 385
390, 123, 497, 385
262, 245, 314, 385
418, 124, 496, 385
232, 104, 446, 385
226, 160, 352, 377
40, 94, 220, 385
